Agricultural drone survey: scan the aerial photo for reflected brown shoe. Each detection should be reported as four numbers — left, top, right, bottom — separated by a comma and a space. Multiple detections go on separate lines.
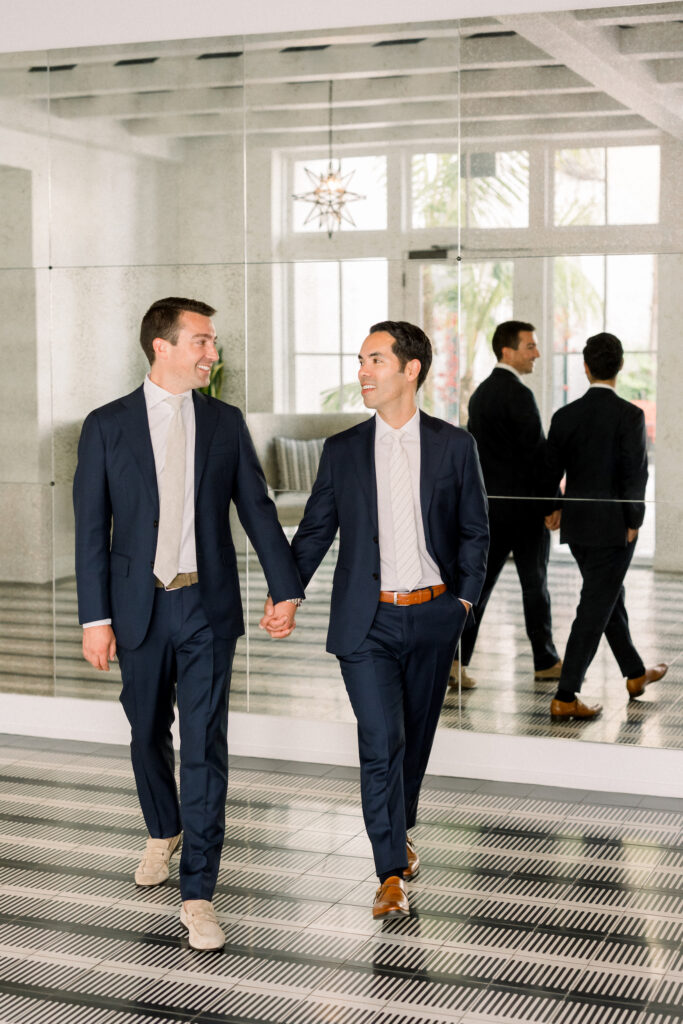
372, 876, 410, 919
135, 833, 181, 886
404, 835, 420, 881
535, 659, 563, 681
448, 660, 476, 689
627, 663, 668, 699
550, 697, 602, 720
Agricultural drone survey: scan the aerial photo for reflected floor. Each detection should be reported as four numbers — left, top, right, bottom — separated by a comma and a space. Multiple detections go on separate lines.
0, 552, 680, 749
0, 735, 681, 1024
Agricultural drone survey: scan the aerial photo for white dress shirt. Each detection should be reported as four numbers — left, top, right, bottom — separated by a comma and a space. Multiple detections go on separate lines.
144, 375, 198, 575
374, 408, 443, 592
83, 375, 197, 628
495, 361, 522, 380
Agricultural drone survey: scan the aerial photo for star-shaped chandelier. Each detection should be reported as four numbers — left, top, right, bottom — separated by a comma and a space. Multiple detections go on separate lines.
293, 81, 365, 238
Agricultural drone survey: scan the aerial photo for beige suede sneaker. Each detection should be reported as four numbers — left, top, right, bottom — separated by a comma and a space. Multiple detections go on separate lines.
134, 833, 181, 887
448, 659, 476, 689
180, 900, 226, 950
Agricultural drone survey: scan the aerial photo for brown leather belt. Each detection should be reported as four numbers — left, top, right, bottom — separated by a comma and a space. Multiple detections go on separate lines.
379, 583, 447, 606
155, 571, 199, 591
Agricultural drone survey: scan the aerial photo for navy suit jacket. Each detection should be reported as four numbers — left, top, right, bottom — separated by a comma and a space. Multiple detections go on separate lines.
545, 387, 648, 548
73, 385, 303, 650
468, 367, 548, 501
291, 411, 489, 657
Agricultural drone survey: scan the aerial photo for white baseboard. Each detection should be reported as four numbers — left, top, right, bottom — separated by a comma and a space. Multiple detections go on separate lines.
1, 693, 681, 797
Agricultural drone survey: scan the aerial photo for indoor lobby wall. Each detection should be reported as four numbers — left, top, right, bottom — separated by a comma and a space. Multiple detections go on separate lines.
1, 0, 681, 797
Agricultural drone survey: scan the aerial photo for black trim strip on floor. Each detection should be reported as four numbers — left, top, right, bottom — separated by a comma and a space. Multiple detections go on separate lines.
1, 803, 681, 905
1, 858, 681, 957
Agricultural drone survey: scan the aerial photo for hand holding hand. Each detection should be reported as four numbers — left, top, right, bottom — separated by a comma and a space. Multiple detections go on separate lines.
259, 596, 297, 638
544, 510, 561, 531
83, 624, 117, 671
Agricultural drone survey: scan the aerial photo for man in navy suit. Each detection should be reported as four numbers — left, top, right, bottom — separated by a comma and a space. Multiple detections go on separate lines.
264, 321, 488, 918
74, 297, 303, 949
545, 332, 667, 720
456, 321, 561, 688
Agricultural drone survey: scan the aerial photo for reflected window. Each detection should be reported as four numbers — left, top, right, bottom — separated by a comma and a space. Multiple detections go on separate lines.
411, 150, 529, 229
554, 146, 660, 226
419, 260, 513, 424
553, 253, 657, 408
292, 156, 387, 232
290, 259, 388, 412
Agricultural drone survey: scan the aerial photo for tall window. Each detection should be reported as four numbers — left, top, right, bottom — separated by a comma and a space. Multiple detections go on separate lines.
554, 145, 660, 226
412, 150, 529, 229
292, 156, 387, 233
553, 253, 657, 415
419, 260, 513, 424
290, 259, 388, 412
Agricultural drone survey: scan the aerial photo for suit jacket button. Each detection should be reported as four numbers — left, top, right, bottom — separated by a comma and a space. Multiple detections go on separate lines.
153, 520, 158, 528
372, 536, 378, 543
372, 572, 379, 580
150, 561, 154, 568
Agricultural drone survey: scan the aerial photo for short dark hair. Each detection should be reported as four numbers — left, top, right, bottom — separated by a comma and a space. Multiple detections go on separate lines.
140, 297, 216, 365
491, 320, 535, 361
583, 332, 624, 381
369, 320, 433, 390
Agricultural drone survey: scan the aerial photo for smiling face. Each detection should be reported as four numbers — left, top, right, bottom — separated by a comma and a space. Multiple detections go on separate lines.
357, 331, 420, 426
502, 330, 540, 375
149, 310, 218, 394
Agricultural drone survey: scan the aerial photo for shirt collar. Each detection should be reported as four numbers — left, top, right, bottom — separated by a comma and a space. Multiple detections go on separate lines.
143, 374, 193, 409
495, 361, 522, 380
589, 382, 616, 391
375, 406, 420, 442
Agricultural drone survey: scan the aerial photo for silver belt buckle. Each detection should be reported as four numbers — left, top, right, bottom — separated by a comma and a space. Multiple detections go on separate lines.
393, 591, 398, 605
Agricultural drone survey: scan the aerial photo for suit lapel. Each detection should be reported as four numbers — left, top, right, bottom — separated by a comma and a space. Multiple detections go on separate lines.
193, 389, 219, 502
350, 416, 378, 529
419, 411, 448, 552
116, 386, 159, 511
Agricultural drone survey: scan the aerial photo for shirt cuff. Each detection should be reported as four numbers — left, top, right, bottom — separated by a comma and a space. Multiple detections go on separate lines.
83, 619, 112, 628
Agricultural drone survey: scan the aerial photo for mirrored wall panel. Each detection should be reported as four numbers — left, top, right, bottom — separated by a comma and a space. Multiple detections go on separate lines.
0, 5, 681, 753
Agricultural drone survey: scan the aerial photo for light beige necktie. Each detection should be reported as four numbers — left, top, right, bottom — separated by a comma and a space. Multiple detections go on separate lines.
389, 431, 422, 591
153, 394, 187, 587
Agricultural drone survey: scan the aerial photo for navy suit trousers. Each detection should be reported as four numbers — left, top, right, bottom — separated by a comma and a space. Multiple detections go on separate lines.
560, 540, 645, 693
460, 499, 558, 671
338, 591, 467, 878
117, 584, 236, 901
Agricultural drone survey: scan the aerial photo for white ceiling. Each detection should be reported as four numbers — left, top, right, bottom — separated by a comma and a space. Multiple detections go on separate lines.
2, 3, 682, 150
1, 0, 667, 53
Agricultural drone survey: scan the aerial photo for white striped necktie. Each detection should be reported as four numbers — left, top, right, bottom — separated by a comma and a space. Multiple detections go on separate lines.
153, 394, 187, 587
389, 431, 422, 591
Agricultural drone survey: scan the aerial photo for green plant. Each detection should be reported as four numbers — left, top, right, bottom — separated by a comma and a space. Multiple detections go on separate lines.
319, 380, 364, 412
199, 347, 224, 399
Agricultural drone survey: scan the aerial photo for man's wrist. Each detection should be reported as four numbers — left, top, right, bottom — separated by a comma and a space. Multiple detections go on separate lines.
267, 593, 303, 607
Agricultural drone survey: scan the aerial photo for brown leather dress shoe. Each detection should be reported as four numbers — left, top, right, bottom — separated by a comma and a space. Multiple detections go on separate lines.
372, 876, 410, 919
534, 659, 562, 681
626, 663, 668, 699
550, 696, 602, 720
404, 835, 420, 881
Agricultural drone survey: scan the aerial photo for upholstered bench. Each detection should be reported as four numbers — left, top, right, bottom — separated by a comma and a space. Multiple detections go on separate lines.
246, 412, 369, 527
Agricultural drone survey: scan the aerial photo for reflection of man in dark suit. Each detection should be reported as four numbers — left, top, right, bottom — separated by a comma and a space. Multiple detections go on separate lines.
268, 321, 488, 919
73, 297, 303, 949
545, 332, 667, 720
455, 321, 561, 688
